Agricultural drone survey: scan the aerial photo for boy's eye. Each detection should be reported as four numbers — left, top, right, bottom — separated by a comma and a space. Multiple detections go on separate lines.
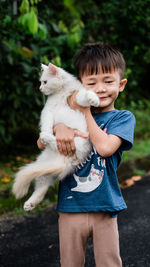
87, 83, 96, 85
105, 81, 113, 83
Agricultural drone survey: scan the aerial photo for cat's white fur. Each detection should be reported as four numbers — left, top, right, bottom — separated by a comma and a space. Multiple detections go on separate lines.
12, 63, 100, 211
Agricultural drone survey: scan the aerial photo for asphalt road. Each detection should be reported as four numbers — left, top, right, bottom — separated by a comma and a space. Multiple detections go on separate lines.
0, 175, 150, 267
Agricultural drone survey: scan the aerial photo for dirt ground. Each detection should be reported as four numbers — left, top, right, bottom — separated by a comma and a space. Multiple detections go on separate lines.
0, 175, 150, 267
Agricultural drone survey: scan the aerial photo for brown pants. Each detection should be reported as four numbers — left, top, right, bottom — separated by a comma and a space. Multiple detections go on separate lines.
58, 212, 122, 267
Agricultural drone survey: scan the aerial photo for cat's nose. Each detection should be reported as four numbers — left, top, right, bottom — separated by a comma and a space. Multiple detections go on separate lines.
39, 86, 43, 91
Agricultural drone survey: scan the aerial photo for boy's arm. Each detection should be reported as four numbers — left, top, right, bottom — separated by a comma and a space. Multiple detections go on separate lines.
68, 91, 122, 157
84, 110, 122, 157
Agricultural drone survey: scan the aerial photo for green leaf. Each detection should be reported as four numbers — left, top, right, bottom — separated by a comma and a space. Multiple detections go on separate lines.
63, 0, 74, 8
19, 0, 30, 14
42, 55, 50, 65
3, 15, 11, 25
27, 10, 38, 34
51, 22, 61, 33
18, 13, 29, 28
67, 32, 82, 48
14, 99, 20, 109
58, 20, 68, 33
51, 56, 61, 67
38, 23, 48, 40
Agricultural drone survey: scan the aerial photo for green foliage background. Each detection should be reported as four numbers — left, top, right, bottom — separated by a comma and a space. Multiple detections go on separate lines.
0, 0, 150, 150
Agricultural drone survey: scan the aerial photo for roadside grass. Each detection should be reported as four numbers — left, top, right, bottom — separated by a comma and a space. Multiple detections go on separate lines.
116, 99, 150, 161
0, 157, 58, 216
123, 138, 150, 162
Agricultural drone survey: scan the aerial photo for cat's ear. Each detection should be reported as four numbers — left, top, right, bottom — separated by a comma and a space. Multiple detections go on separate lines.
41, 64, 47, 72
48, 63, 57, 75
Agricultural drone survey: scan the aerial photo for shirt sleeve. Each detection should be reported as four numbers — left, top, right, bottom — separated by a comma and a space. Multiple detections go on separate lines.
106, 110, 136, 151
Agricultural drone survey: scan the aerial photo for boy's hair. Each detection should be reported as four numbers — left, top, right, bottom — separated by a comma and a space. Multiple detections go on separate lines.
73, 42, 125, 79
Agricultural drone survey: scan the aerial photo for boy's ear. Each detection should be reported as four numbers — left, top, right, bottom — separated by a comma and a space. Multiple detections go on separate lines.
119, 78, 127, 92
48, 63, 57, 75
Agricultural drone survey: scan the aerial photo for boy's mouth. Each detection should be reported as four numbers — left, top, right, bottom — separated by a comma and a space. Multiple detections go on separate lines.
100, 96, 108, 100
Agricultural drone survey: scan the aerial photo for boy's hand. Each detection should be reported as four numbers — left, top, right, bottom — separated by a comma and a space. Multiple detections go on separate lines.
68, 91, 90, 114
37, 138, 46, 150
53, 123, 88, 157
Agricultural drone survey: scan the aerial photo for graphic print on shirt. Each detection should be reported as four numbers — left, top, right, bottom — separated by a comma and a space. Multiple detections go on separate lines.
71, 164, 104, 193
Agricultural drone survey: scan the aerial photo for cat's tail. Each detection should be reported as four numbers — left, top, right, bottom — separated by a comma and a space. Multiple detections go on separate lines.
12, 160, 68, 199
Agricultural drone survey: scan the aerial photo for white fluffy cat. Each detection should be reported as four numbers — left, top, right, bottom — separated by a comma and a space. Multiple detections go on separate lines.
12, 63, 100, 211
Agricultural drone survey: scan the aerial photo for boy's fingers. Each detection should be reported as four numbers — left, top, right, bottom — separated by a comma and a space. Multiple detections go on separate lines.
60, 141, 69, 156
70, 140, 76, 155
74, 130, 88, 138
57, 142, 63, 154
57, 139, 75, 157
66, 142, 74, 156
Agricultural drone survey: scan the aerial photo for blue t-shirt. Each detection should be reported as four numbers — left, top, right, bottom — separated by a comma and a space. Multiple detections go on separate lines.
57, 109, 136, 217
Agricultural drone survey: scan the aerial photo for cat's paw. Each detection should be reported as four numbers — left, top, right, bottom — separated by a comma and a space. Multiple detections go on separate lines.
24, 201, 36, 211
40, 132, 55, 146
87, 91, 100, 107
40, 133, 57, 151
40, 132, 50, 145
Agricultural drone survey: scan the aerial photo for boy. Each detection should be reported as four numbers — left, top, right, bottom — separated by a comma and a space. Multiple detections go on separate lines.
38, 42, 135, 267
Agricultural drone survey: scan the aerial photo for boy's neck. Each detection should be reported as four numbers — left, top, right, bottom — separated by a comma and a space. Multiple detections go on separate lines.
91, 106, 115, 114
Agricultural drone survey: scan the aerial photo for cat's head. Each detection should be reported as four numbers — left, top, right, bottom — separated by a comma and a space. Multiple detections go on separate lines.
39, 63, 63, 95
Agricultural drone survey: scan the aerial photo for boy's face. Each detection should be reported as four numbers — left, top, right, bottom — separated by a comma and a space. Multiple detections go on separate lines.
81, 69, 127, 113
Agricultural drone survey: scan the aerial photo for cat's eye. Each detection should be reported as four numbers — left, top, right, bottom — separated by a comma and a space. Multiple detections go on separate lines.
44, 81, 47, 84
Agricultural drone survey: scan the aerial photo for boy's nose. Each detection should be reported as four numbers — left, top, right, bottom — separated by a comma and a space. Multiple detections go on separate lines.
95, 87, 106, 93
